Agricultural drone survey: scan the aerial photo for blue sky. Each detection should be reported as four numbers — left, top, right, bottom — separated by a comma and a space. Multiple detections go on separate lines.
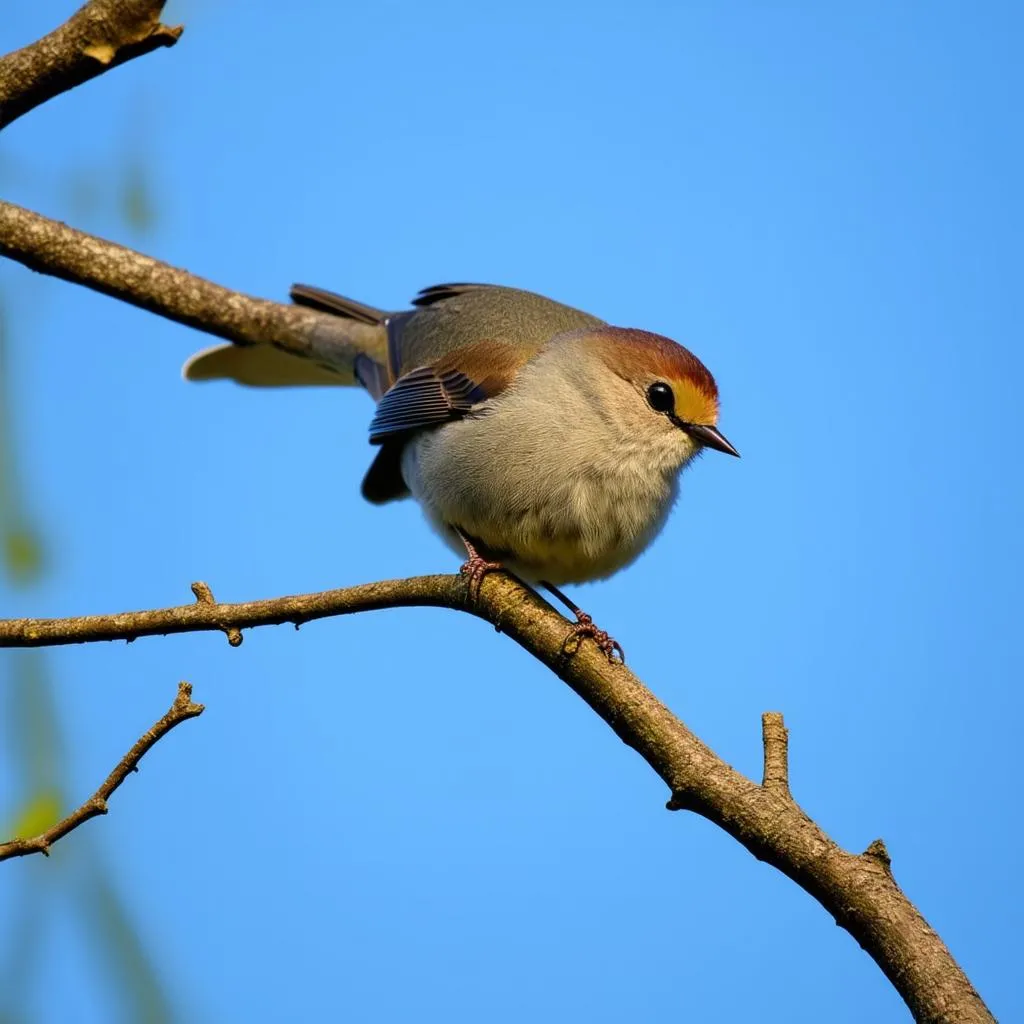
1, 1, 1021, 1020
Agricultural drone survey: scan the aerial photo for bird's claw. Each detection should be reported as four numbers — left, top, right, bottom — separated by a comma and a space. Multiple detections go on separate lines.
460, 554, 504, 601
562, 611, 625, 664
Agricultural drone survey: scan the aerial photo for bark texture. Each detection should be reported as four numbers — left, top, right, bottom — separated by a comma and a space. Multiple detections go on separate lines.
0, 0, 182, 130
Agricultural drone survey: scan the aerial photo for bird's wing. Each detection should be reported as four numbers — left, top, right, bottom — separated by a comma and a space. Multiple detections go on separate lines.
387, 283, 605, 381
367, 340, 528, 444
368, 283, 604, 443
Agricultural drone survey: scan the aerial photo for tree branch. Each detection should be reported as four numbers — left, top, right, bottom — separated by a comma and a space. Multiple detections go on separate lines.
0, 199, 383, 380
0, 0, 182, 132
0, 682, 204, 861
0, 574, 471, 648
0, 572, 995, 1021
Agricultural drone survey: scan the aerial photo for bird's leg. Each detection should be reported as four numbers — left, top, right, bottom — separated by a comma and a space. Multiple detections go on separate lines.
542, 582, 625, 664
454, 528, 504, 601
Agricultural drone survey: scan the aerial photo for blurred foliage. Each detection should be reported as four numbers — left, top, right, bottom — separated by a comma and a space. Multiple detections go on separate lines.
80, 856, 171, 1024
0, 306, 46, 587
121, 159, 157, 233
7, 789, 62, 841
3, 527, 45, 586
0, 100, 177, 1024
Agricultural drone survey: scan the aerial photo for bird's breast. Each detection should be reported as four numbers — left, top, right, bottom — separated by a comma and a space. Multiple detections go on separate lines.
402, 407, 681, 584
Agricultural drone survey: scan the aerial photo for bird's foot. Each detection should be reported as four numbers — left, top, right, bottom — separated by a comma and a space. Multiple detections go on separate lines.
456, 529, 504, 601
459, 552, 504, 601
562, 611, 625, 664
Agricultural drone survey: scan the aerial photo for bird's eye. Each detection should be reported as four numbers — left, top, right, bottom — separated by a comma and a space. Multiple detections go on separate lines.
646, 381, 675, 413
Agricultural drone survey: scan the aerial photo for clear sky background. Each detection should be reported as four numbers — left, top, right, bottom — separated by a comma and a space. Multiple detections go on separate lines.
1, 1, 1021, 1021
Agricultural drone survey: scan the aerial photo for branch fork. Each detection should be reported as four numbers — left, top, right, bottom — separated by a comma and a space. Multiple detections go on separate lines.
0, 682, 204, 862
192, 581, 243, 647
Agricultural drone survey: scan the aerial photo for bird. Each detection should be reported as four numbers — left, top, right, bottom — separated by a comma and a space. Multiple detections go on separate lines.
183, 282, 738, 660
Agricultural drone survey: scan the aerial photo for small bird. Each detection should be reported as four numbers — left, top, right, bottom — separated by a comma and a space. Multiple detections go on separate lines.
184, 283, 738, 659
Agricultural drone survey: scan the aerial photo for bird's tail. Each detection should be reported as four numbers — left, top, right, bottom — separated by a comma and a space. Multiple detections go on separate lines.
182, 283, 389, 394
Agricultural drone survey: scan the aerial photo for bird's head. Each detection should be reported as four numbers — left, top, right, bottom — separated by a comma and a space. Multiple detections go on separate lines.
587, 327, 739, 463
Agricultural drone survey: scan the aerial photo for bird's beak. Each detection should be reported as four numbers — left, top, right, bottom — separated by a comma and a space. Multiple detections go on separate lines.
685, 423, 740, 457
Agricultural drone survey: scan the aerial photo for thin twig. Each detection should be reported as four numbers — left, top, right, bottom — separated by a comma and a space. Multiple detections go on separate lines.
0, 682, 204, 861
0, 0, 182, 131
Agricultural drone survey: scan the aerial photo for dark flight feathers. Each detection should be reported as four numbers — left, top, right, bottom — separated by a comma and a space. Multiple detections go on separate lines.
367, 365, 487, 443
410, 283, 495, 308
289, 283, 386, 325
